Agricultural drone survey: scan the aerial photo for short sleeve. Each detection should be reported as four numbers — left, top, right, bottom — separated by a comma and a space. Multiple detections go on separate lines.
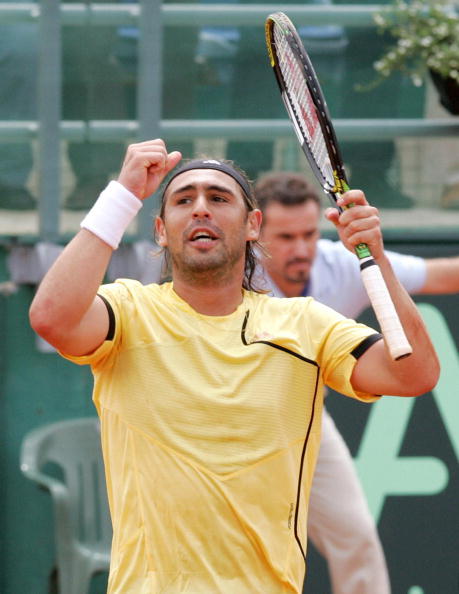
58, 280, 135, 368
307, 299, 382, 402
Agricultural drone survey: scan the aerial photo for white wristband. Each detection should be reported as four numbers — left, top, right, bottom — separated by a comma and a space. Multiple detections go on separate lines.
80, 180, 143, 249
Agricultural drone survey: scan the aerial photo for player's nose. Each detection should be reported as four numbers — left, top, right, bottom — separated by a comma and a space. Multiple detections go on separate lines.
192, 195, 211, 218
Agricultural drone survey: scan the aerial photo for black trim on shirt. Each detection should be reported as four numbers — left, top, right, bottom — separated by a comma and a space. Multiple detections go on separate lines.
240, 309, 319, 562
98, 294, 116, 341
351, 333, 383, 360
240, 312, 383, 560
240, 310, 319, 366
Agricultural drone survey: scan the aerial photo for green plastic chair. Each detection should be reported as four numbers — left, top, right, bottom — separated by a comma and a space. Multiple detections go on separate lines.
20, 417, 112, 594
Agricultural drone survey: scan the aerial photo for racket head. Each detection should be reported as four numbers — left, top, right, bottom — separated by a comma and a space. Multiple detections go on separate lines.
265, 12, 348, 200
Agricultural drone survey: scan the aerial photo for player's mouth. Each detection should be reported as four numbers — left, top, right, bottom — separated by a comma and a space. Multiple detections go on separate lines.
188, 227, 220, 245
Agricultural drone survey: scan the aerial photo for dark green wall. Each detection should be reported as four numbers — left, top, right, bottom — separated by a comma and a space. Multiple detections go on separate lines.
0, 251, 103, 593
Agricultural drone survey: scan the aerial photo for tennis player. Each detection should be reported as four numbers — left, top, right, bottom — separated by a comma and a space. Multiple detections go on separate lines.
29, 139, 439, 594
256, 170, 459, 594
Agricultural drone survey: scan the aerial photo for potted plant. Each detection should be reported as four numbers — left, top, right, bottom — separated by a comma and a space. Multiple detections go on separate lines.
368, 0, 459, 114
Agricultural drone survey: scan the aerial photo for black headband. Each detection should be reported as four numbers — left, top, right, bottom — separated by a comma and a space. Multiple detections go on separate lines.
162, 159, 252, 200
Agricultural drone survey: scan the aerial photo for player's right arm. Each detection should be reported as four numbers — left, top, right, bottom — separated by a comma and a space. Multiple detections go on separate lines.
29, 139, 181, 356
29, 231, 114, 356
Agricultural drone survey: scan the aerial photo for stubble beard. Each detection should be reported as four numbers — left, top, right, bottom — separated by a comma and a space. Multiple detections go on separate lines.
170, 234, 247, 286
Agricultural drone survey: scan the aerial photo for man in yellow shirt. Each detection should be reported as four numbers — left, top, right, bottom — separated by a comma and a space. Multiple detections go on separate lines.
30, 139, 439, 593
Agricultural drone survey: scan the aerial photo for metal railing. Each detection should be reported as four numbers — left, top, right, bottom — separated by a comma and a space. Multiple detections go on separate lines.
0, 3, 383, 27
2, 2, 459, 240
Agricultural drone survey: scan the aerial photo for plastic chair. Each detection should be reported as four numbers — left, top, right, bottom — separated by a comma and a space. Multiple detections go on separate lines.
20, 417, 112, 594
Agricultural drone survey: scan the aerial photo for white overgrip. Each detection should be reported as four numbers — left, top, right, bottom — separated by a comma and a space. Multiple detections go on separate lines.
360, 259, 413, 360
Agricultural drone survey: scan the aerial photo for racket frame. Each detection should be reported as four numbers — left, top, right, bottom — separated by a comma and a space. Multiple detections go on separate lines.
265, 11, 413, 361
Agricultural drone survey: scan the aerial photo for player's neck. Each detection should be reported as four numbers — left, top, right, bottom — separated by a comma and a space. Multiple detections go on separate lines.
172, 276, 245, 316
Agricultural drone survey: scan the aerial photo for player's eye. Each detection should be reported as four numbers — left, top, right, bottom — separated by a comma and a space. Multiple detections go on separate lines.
211, 195, 228, 203
176, 196, 192, 205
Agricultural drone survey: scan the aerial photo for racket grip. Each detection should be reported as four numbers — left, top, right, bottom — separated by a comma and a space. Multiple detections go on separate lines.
360, 259, 413, 360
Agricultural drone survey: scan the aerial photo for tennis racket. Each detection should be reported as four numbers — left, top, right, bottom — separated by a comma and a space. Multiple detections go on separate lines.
265, 11, 412, 360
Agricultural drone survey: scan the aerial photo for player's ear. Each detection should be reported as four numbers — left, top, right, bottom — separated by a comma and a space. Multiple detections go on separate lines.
155, 216, 168, 247
247, 209, 262, 241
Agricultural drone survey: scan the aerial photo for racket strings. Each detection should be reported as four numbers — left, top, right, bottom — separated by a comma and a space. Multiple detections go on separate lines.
273, 27, 335, 187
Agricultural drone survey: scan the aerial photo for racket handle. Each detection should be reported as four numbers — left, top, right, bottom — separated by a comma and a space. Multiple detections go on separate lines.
359, 258, 413, 360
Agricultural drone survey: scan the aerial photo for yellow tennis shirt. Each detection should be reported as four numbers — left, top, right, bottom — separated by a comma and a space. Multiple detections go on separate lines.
63, 280, 380, 594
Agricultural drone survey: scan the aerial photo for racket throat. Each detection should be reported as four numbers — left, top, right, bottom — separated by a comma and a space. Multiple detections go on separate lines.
324, 188, 341, 210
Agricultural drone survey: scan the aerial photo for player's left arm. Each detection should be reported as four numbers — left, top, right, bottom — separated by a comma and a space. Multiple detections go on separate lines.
326, 190, 440, 397
350, 256, 440, 397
